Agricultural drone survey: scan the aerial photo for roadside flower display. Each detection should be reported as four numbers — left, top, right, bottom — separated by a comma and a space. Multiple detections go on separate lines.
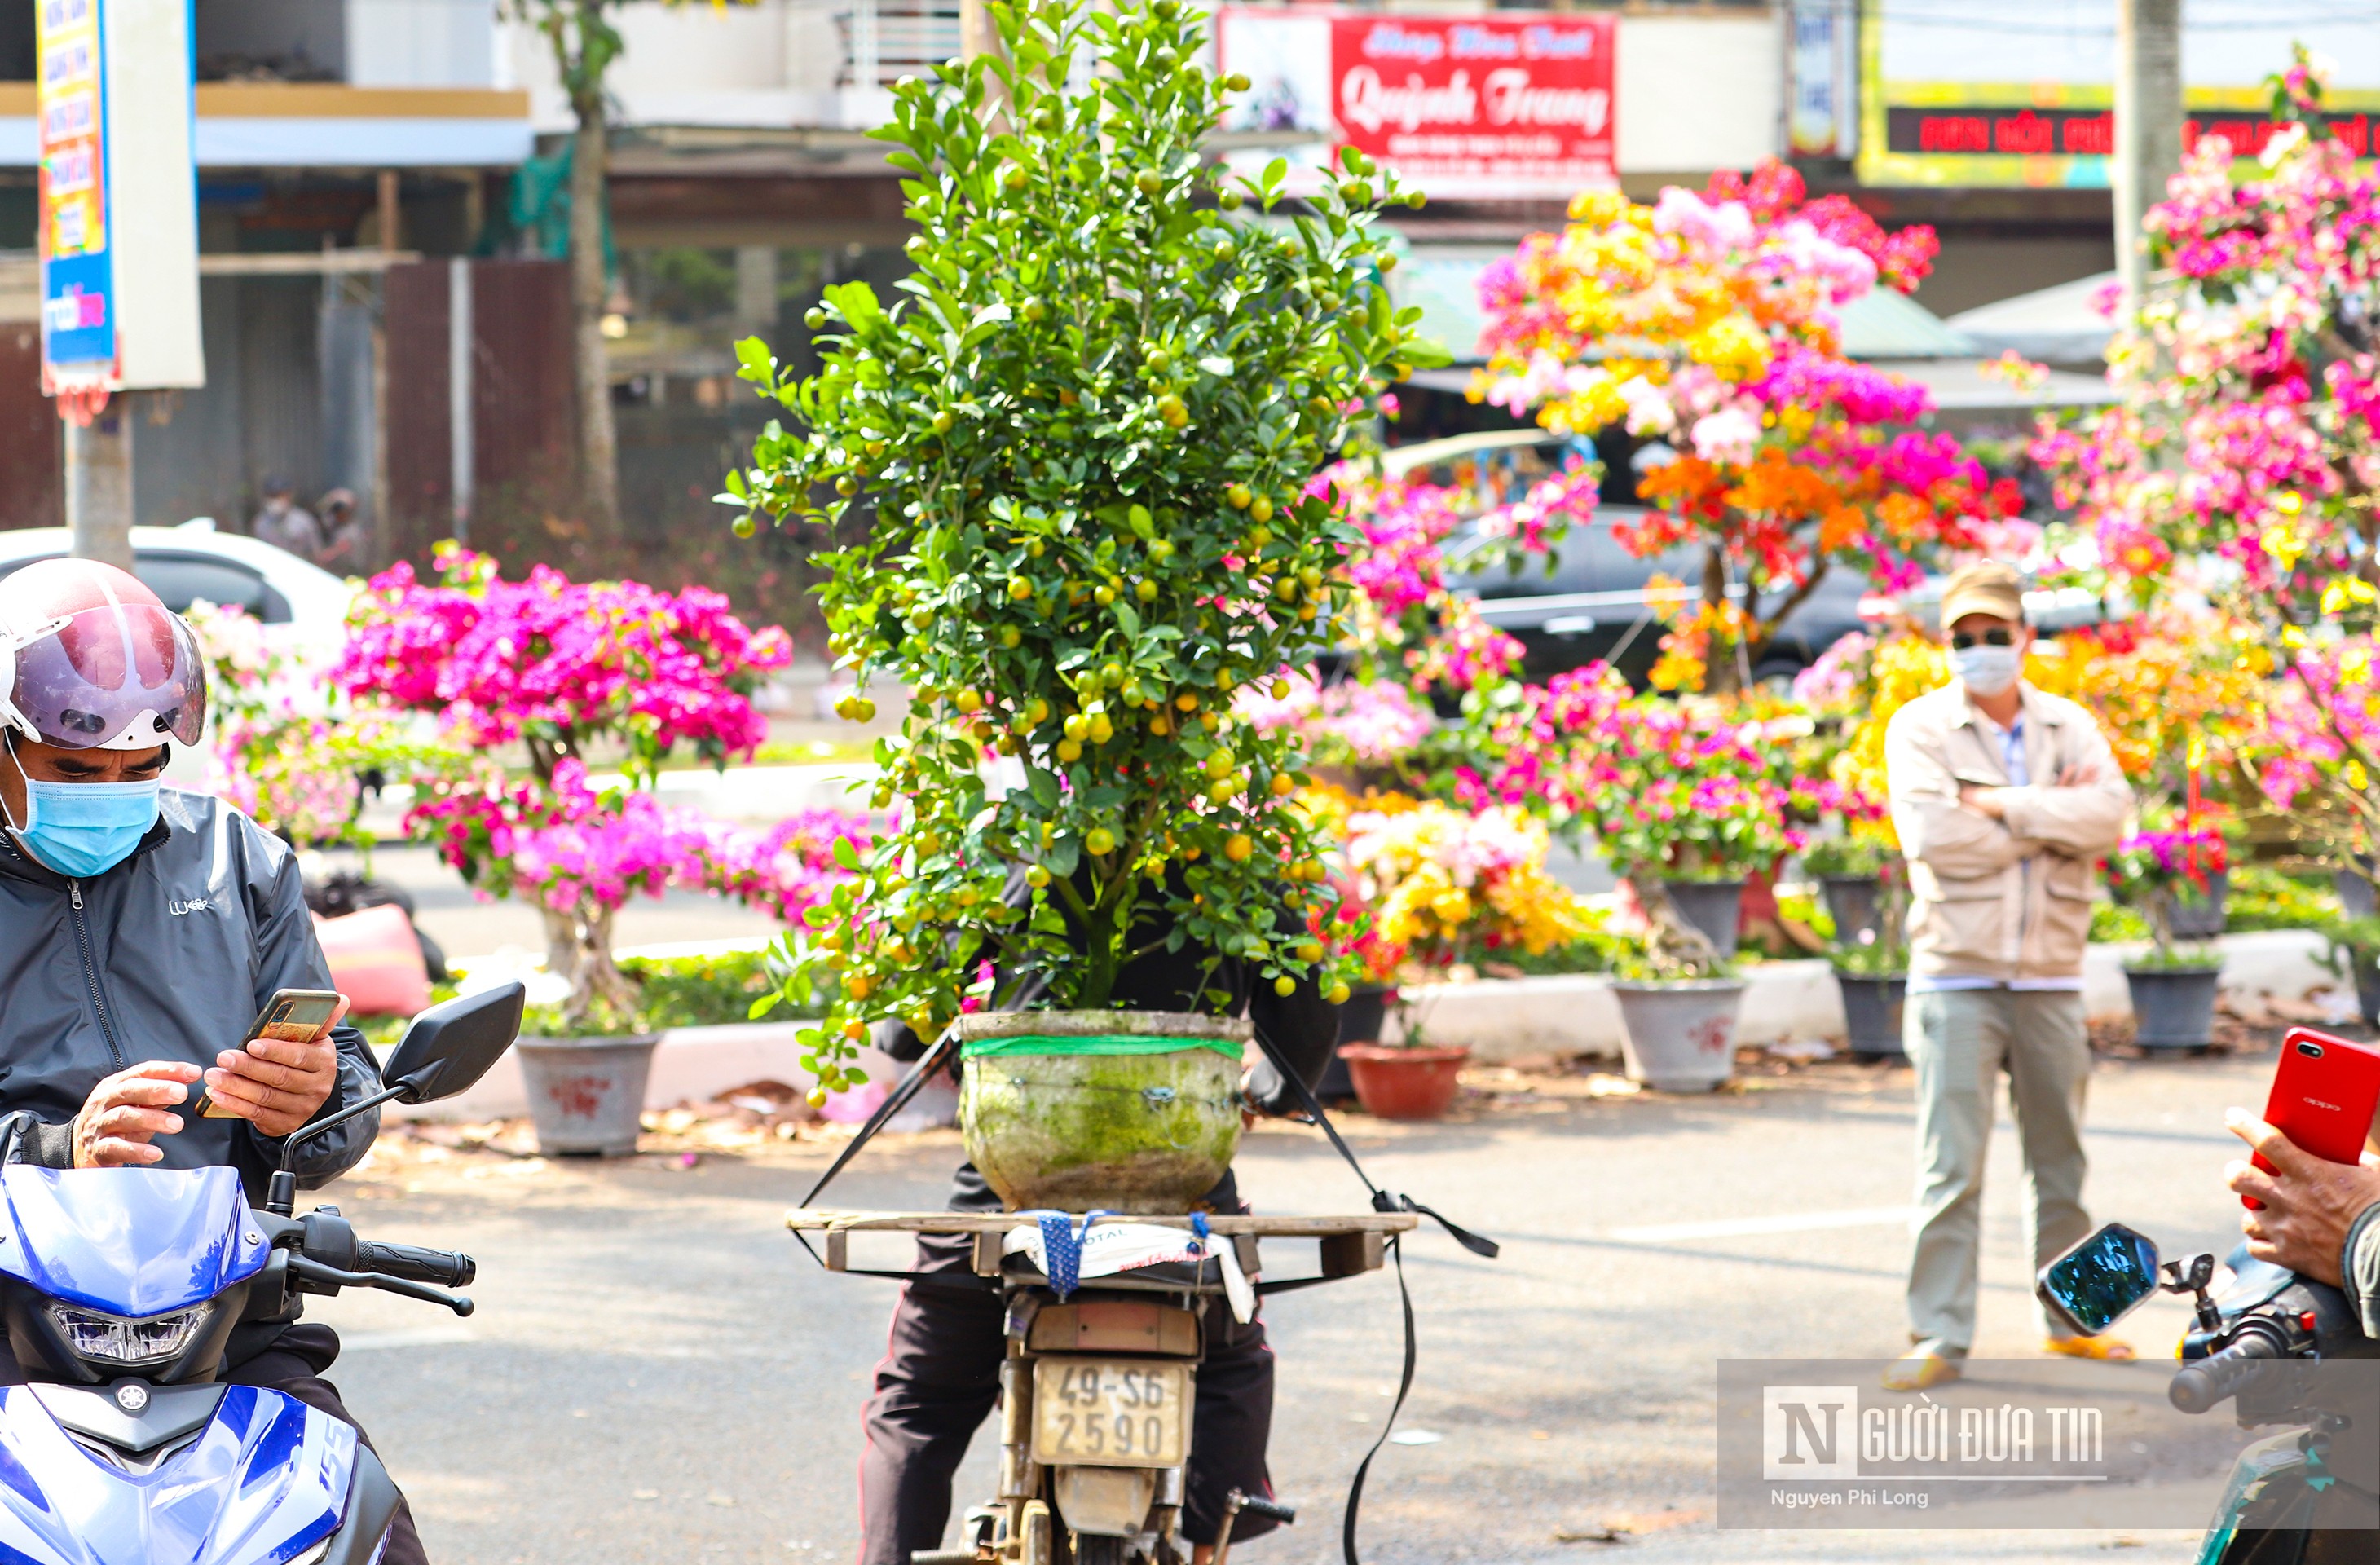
2033, 53, 2379, 871
1472, 159, 2025, 691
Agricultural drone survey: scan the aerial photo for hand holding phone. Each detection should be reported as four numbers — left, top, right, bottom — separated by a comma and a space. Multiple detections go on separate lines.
2244, 1028, 2380, 1210
190, 990, 346, 1122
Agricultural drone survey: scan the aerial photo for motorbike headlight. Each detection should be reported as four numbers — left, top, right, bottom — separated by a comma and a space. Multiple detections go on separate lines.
46, 1303, 209, 1365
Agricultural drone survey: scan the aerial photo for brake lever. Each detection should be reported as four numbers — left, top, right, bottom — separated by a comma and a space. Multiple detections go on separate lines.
289, 1255, 476, 1317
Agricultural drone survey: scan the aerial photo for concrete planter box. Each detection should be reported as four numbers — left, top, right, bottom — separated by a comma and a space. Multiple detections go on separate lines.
383, 1021, 945, 1126
1381, 930, 2339, 1064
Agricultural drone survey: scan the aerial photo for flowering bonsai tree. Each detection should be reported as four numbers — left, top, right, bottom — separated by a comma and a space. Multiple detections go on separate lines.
1474, 161, 2025, 691
185, 601, 456, 854
336, 545, 796, 1020
2106, 811, 2228, 968
2032, 55, 2379, 871
724, 0, 1440, 1082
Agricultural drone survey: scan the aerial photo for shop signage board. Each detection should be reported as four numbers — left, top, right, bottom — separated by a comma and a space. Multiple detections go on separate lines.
1217, 10, 1616, 201
1857, 0, 2380, 187
37, 0, 203, 395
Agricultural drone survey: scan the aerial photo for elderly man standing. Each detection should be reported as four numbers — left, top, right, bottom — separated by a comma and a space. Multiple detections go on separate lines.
1881, 561, 2134, 1391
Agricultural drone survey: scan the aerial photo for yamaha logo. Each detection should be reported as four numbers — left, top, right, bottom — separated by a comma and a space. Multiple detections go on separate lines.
112, 1383, 148, 1413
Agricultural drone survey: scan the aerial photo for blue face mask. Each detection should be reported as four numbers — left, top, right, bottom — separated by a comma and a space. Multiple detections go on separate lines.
10, 774, 162, 879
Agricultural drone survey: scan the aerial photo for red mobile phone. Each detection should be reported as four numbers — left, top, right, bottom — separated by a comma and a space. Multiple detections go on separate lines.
2246, 1027, 2380, 1210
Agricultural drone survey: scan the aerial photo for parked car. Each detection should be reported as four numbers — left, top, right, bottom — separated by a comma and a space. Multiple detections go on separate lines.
1391, 431, 2101, 687
0, 519, 357, 648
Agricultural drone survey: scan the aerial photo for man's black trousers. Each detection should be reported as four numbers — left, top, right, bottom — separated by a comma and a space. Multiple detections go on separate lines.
857, 1171, 1285, 1565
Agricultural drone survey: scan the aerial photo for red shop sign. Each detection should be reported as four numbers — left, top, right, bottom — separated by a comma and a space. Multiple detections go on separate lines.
1332, 15, 1615, 196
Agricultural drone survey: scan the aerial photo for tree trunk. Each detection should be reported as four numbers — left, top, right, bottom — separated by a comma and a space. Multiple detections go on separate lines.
1699, 544, 1741, 695
568, 68, 621, 538
1629, 866, 1726, 977
546, 903, 637, 1025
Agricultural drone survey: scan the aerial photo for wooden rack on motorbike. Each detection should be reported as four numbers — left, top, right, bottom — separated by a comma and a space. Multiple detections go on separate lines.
784, 1207, 1417, 1282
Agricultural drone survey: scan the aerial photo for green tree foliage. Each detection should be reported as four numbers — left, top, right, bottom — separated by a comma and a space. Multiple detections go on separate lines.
725, 0, 1446, 1081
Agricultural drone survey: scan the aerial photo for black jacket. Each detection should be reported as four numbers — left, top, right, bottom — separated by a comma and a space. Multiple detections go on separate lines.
0, 788, 383, 1198
880, 878, 1341, 1116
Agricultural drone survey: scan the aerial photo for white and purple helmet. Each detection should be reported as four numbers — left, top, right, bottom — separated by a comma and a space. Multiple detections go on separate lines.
0, 560, 206, 752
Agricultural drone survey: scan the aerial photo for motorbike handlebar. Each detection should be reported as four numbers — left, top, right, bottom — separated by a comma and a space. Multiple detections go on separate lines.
1236, 1496, 1297, 1526
356, 1241, 476, 1288
2170, 1329, 2285, 1415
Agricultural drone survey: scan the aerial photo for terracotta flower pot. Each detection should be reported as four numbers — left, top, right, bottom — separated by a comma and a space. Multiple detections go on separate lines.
1338, 1043, 1468, 1121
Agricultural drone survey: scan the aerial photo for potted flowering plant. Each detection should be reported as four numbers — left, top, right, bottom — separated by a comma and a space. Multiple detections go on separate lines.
335, 547, 800, 1152
723, 0, 1438, 1206
2105, 817, 2228, 1051
1532, 664, 1796, 1089
1328, 792, 1589, 1118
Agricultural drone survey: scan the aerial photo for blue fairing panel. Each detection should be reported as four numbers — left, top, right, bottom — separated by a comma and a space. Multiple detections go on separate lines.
0, 1385, 354, 1565
0, 1168, 270, 1316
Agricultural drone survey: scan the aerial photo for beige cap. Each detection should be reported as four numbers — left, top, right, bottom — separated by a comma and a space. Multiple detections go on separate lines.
1939, 560, 2025, 628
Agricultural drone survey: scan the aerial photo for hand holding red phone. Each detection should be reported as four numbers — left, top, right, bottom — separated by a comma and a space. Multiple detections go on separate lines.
2241, 1029, 2380, 1211
2225, 1108, 2380, 1287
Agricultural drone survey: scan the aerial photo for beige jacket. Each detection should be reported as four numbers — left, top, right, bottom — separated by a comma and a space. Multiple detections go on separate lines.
1884, 681, 2133, 984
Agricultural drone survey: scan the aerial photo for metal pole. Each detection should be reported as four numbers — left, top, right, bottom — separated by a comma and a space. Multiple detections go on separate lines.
2113, 0, 2183, 315
64, 396, 135, 570
449, 257, 474, 544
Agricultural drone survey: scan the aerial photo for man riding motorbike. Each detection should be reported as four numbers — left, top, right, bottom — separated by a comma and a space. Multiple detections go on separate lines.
0, 559, 426, 1565
857, 879, 1338, 1565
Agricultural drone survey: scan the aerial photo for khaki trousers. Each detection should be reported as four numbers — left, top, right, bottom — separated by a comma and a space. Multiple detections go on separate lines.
1904, 987, 2093, 1353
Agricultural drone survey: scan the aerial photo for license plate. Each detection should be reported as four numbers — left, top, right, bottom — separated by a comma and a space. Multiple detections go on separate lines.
1031, 1358, 1190, 1468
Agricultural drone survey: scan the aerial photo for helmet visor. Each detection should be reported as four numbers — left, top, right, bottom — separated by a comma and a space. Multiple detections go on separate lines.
9, 603, 207, 750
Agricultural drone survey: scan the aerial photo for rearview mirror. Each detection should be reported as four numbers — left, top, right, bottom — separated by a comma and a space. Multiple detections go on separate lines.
2038, 1222, 2162, 1336
385, 984, 525, 1104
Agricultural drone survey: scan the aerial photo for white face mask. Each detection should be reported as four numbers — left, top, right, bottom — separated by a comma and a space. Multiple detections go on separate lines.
1950, 643, 2021, 697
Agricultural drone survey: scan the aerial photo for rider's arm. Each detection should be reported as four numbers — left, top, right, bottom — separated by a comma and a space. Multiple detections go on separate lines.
2344, 1202, 2380, 1338
0, 1110, 72, 1168
239, 819, 384, 1187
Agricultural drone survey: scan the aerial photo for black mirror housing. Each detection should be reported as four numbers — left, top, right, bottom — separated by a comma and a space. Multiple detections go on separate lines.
385, 983, 526, 1104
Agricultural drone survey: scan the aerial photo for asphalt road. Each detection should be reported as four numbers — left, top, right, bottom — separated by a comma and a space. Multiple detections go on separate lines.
298, 1040, 2320, 1565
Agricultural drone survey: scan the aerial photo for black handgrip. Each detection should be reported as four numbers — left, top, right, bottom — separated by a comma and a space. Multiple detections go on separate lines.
356, 1241, 476, 1288
2170, 1331, 2284, 1415
1236, 1496, 1297, 1526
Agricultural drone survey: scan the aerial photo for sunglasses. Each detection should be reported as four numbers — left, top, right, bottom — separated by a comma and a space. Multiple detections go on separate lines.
1950, 628, 2017, 650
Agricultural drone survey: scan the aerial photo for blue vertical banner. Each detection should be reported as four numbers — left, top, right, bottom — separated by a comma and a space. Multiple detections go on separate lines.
37, 0, 114, 387
38, 0, 202, 400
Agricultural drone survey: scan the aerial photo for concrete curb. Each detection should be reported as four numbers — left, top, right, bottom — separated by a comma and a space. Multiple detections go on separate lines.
1387, 929, 2340, 1063
390, 931, 2345, 1110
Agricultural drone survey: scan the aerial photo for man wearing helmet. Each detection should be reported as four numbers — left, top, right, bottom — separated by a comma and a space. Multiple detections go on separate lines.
0, 559, 427, 1563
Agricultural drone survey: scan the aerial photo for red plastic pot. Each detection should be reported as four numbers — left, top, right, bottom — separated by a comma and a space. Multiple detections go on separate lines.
1338, 1043, 1469, 1121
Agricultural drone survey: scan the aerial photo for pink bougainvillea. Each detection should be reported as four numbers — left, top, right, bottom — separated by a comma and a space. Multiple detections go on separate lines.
337, 544, 794, 774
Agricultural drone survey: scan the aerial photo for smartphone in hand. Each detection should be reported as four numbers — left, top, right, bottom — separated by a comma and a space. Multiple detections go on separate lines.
189, 989, 345, 1119
2246, 1027, 2380, 1210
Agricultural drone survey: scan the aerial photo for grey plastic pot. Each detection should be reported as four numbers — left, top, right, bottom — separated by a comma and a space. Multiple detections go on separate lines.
1820, 875, 1884, 946
2163, 871, 2230, 941
2350, 948, 2380, 1028
2339, 866, 2378, 921
517, 1034, 661, 1156
1611, 979, 1746, 1092
1832, 969, 1908, 1062
1661, 879, 1746, 963
2124, 966, 2222, 1051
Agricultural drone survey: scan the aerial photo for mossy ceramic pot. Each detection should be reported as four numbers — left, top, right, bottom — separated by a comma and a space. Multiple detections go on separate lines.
955, 1010, 1250, 1214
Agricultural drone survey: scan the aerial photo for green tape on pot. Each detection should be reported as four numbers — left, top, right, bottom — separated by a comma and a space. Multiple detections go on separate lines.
959, 1033, 1244, 1062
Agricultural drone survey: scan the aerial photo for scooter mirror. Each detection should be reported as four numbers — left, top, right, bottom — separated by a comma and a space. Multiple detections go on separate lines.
2038, 1222, 2162, 1336
384, 983, 526, 1104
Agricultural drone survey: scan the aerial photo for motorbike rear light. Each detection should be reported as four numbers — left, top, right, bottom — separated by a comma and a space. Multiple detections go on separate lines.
46, 1303, 209, 1364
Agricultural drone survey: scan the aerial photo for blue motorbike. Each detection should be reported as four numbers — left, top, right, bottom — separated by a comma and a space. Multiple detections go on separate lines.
0, 983, 522, 1565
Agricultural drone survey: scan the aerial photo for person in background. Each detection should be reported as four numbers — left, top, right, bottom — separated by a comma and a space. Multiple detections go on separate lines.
1880, 560, 2135, 1391
249, 478, 321, 562
316, 489, 364, 573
